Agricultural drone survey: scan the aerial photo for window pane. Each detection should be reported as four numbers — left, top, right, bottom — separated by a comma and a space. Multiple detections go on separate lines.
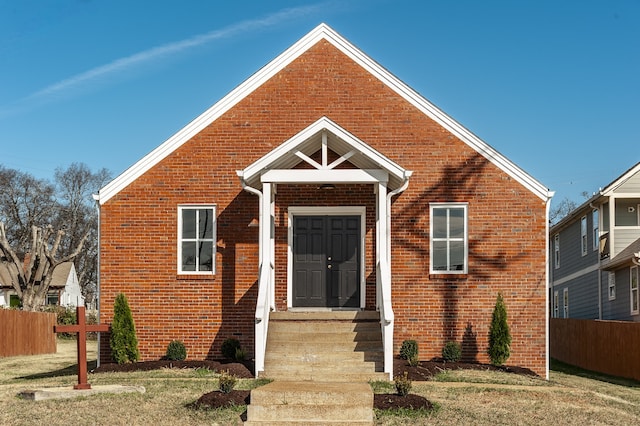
450, 241, 464, 270
182, 209, 196, 239
449, 208, 464, 238
182, 242, 196, 271
433, 209, 447, 238
198, 241, 213, 271
199, 209, 214, 239
432, 241, 448, 270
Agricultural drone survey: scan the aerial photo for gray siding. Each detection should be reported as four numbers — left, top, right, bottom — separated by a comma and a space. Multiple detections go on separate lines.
601, 268, 638, 321
552, 213, 599, 281
552, 270, 599, 319
615, 171, 640, 193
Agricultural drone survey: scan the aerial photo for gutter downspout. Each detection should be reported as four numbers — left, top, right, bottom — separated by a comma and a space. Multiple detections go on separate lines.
545, 190, 554, 381
91, 193, 102, 367
590, 202, 602, 320
237, 171, 264, 267
386, 172, 412, 264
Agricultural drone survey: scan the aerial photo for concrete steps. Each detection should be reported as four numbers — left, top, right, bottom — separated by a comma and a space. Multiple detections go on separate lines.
245, 311, 383, 424
261, 311, 386, 382
244, 381, 374, 426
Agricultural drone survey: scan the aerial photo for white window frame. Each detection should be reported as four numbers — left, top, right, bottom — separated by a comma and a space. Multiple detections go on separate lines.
563, 288, 569, 318
554, 234, 560, 269
581, 215, 588, 257
553, 290, 559, 318
592, 209, 599, 252
178, 205, 216, 274
608, 271, 616, 301
429, 203, 468, 274
631, 266, 639, 315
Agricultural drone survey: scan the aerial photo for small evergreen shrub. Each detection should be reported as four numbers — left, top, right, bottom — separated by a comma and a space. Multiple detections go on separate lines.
110, 293, 140, 364
165, 340, 187, 361
399, 339, 419, 366
221, 338, 241, 360
442, 341, 462, 362
488, 292, 512, 366
234, 347, 247, 362
218, 370, 237, 394
394, 371, 412, 397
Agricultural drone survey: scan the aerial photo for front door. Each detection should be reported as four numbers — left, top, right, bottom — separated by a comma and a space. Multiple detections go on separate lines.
292, 215, 361, 308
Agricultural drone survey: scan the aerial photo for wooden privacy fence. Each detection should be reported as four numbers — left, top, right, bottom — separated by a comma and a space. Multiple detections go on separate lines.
550, 318, 640, 381
0, 309, 56, 357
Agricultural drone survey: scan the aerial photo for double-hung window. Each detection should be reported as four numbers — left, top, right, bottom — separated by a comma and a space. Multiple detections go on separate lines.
554, 234, 560, 269
178, 205, 216, 274
631, 266, 639, 315
608, 272, 616, 300
430, 203, 468, 274
553, 291, 559, 318
592, 209, 599, 252
563, 288, 569, 318
581, 216, 588, 257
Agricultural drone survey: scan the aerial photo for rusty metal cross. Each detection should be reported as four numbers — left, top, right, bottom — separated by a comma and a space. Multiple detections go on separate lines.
54, 306, 109, 390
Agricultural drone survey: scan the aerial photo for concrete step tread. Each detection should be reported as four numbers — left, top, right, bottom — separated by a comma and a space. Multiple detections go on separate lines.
250, 381, 372, 405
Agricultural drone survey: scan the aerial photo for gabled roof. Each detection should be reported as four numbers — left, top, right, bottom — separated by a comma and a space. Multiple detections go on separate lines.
238, 117, 411, 191
0, 261, 75, 289
550, 161, 640, 233
600, 161, 640, 196
98, 23, 550, 204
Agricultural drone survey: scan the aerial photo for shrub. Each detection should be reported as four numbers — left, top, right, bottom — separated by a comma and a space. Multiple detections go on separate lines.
235, 347, 247, 362
488, 292, 512, 366
218, 370, 237, 394
221, 338, 241, 360
442, 341, 462, 362
394, 371, 412, 397
399, 339, 418, 366
165, 340, 187, 361
110, 293, 140, 364
44, 306, 76, 339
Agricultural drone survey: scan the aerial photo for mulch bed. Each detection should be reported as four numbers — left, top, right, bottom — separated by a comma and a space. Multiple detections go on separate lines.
93, 357, 537, 411
93, 360, 253, 378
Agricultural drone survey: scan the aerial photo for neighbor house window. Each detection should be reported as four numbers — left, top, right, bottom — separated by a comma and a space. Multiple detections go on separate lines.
430, 203, 468, 273
554, 234, 560, 269
553, 291, 559, 318
608, 272, 616, 300
592, 209, 599, 251
581, 216, 588, 256
46, 293, 59, 306
563, 288, 569, 318
631, 266, 639, 315
178, 205, 216, 274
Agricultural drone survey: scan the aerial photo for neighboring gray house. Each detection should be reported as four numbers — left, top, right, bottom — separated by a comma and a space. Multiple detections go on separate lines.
0, 261, 84, 308
550, 162, 640, 321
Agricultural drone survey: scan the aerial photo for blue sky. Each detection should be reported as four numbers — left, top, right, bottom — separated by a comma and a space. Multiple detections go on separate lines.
1, 0, 638, 205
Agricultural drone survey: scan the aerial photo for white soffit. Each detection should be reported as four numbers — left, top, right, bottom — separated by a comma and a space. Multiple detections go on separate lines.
98, 23, 550, 204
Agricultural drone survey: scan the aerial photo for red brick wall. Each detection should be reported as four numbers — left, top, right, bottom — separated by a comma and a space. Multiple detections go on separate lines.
99, 40, 547, 375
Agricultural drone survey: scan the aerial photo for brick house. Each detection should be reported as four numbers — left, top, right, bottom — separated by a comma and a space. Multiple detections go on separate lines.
96, 24, 552, 378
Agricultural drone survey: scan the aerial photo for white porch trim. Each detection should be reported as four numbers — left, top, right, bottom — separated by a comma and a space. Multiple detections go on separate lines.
287, 206, 367, 309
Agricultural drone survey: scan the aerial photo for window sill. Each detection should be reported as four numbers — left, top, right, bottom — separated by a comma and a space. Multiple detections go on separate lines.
176, 274, 215, 281
429, 273, 468, 280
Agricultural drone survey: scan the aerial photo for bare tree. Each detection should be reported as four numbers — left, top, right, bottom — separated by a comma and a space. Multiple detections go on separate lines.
0, 166, 57, 253
0, 163, 111, 309
53, 163, 111, 305
0, 223, 88, 311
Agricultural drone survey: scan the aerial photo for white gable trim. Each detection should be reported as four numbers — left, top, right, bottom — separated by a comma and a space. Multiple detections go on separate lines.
98, 23, 550, 204
601, 162, 640, 196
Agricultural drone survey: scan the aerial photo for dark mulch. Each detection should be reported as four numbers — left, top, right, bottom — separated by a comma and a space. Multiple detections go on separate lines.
93, 360, 253, 379
93, 357, 536, 411
394, 357, 539, 382
374, 393, 433, 410
188, 389, 251, 409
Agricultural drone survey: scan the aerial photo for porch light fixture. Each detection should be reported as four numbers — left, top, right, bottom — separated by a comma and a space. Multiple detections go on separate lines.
318, 183, 336, 190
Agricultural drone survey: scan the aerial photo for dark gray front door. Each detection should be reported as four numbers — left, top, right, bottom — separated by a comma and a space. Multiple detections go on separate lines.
293, 215, 361, 308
